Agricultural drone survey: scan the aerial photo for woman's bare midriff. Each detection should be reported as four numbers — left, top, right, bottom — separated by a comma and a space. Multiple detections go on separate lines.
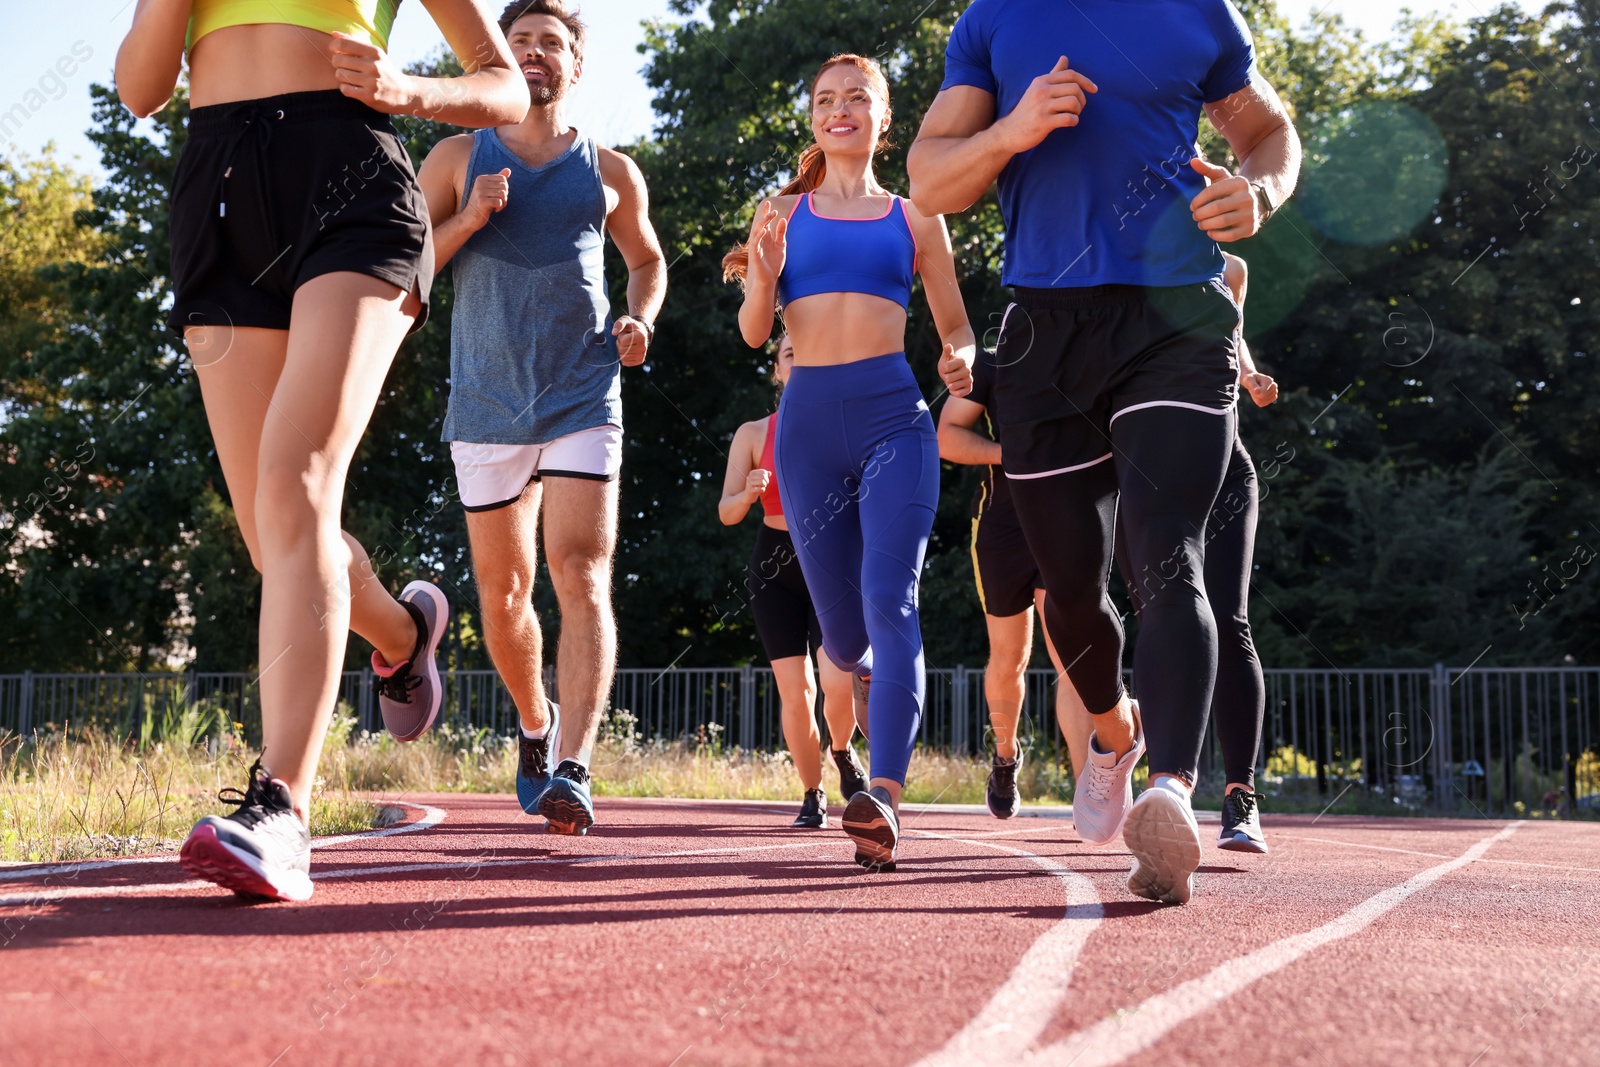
188, 24, 345, 106
783, 292, 908, 367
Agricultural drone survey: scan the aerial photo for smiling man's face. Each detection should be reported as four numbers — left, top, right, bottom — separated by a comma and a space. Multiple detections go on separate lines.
506, 13, 580, 105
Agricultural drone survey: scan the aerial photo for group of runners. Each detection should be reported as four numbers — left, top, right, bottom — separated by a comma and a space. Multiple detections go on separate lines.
115, 0, 1299, 907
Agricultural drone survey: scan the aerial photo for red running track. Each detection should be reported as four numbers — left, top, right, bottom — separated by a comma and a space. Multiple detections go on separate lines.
1, 796, 1596, 1066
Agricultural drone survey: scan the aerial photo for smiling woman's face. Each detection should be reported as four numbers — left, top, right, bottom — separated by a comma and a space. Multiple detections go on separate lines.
774, 334, 795, 385
810, 63, 889, 156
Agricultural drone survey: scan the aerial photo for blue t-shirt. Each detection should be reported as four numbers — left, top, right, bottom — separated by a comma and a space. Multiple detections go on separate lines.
942, 0, 1256, 288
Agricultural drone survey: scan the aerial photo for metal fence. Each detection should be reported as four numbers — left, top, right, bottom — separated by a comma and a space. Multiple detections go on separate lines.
2, 665, 1596, 815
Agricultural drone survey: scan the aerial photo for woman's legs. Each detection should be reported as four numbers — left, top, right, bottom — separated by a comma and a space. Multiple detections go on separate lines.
249, 273, 419, 815
187, 323, 416, 675
817, 653, 858, 754
771, 655, 822, 790
855, 423, 940, 805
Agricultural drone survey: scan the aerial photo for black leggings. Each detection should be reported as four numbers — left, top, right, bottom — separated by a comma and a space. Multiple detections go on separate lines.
1118, 433, 1264, 789
1010, 405, 1236, 784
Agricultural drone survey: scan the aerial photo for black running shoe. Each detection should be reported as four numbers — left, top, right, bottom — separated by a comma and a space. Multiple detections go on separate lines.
842, 786, 899, 871
833, 745, 868, 801
179, 759, 312, 901
852, 671, 871, 740
987, 752, 1022, 819
794, 788, 827, 828
1217, 789, 1269, 854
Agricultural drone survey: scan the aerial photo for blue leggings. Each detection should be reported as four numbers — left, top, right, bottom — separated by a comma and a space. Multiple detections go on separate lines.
774, 353, 939, 785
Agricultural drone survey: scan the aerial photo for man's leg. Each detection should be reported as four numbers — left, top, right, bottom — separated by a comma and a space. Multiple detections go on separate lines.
1008, 462, 1135, 737
1034, 590, 1093, 781
1208, 436, 1269, 852
983, 611, 1032, 761
463, 485, 551, 735
541, 474, 619, 768
1009, 460, 1144, 844
1112, 404, 1234, 904
1111, 405, 1234, 788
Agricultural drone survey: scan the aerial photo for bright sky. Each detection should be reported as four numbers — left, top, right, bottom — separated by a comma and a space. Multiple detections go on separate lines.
2, 0, 1540, 182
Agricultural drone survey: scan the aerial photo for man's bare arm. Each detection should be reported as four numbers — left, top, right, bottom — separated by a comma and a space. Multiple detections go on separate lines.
937, 395, 1002, 466
1190, 74, 1302, 242
601, 148, 667, 366
417, 135, 506, 269
908, 58, 1098, 217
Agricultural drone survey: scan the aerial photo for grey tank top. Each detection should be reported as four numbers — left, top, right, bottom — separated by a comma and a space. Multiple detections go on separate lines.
442, 129, 622, 445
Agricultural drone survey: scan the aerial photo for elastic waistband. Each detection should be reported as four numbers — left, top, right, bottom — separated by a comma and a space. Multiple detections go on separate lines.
188, 90, 391, 136
784, 351, 916, 400
1010, 284, 1156, 309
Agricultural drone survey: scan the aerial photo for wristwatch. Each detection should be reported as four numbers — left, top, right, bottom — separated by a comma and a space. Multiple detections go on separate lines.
1249, 179, 1277, 225
625, 316, 655, 343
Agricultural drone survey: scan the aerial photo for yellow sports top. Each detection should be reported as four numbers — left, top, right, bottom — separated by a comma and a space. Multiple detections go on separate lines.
187, 0, 401, 52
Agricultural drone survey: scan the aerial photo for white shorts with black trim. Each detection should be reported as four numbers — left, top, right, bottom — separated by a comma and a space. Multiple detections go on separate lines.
450, 424, 622, 512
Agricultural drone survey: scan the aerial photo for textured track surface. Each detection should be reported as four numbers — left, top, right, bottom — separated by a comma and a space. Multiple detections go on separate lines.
2, 795, 1597, 1066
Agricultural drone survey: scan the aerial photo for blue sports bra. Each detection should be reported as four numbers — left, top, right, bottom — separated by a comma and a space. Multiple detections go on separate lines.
776, 192, 918, 309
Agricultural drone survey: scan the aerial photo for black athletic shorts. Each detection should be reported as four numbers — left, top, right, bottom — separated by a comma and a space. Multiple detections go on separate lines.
971, 470, 1043, 618
749, 524, 822, 662
992, 282, 1240, 478
167, 89, 433, 336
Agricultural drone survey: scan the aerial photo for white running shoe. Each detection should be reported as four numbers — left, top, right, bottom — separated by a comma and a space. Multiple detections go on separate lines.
1072, 726, 1146, 845
1124, 784, 1203, 905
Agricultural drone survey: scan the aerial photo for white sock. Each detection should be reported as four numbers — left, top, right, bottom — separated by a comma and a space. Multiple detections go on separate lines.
521, 721, 550, 740
1152, 775, 1191, 802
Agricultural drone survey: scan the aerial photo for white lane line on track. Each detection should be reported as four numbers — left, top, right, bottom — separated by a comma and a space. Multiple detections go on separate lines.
0, 802, 447, 883
909, 829, 1102, 1067
1022, 821, 1522, 1067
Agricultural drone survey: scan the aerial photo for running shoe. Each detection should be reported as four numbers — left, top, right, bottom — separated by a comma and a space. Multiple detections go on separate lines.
1124, 784, 1203, 905
372, 579, 450, 741
1217, 788, 1269, 853
179, 759, 312, 902
794, 788, 827, 828
852, 670, 872, 740
833, 744, 868, 801
515, 701, 561, 815
538, 759, 595, 835
987, 752, 1022, 819
1072, 725, 1146, 845
842, 786, 899, 871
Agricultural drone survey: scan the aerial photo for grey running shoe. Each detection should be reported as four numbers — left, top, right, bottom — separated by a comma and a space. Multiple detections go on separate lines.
1218, 789, 1269, 853
987, 752, 1023, 819
180, 760, 312, 902
1073, 726, 1146, 845
1124, 786, 1203, 905
842, 786, 899, 871
833, 744, 868, 801
372, 580, 449, 741
794, 788, 827, 828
